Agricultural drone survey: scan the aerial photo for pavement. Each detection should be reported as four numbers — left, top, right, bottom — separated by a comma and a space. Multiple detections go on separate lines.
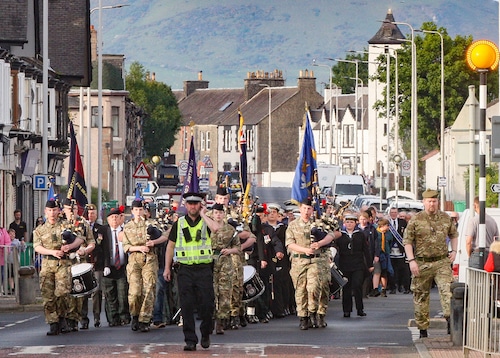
0, 294, 483, 358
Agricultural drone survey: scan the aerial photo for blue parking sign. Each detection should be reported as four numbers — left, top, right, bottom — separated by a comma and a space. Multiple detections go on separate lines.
34, 175, 48, 190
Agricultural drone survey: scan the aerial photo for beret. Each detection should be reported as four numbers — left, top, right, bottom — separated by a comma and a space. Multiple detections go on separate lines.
212, 203, 225, 211
131, 200, 144, 208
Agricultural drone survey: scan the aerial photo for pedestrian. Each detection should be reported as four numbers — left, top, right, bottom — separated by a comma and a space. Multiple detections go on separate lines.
335, 213, 373, 318
121, 200, 169, 332
403, 188, 458, 339
285, 197, 339, 330
164, 192, 214, 351
9, 209, 28, 242
33, 200, 84, 335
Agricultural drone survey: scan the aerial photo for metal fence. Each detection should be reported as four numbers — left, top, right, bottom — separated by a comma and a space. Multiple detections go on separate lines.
0, 244, 21, 296
464, 267, 500, 356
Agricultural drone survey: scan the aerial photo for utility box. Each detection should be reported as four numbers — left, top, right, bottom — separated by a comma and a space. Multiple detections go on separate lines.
18, 266, 36, 305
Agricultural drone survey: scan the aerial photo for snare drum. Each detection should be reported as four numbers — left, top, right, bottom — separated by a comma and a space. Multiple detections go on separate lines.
71, 263, 98, 297
242, 265, 265, 303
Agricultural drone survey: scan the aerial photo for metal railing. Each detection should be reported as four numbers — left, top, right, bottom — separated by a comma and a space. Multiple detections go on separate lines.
464, 267, 500, 356
0, 244, 21, 296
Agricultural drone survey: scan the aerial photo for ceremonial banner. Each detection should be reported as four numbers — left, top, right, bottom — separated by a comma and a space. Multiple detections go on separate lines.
67, 122, 88, 213
178, 136, 199, 215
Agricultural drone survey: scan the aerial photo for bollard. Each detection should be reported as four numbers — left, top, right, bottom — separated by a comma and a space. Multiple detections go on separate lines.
18, 266, 36, 305
450, 282, 466, 346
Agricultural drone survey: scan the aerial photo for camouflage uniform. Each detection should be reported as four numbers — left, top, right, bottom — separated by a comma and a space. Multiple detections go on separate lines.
212, 222, 238, 320
317, 249, 332, 316
33, 220, 73, 325
285, 218, 324, 318
230, 221, 253, 320
403, 210, 458, 330
122, 217, 160, 325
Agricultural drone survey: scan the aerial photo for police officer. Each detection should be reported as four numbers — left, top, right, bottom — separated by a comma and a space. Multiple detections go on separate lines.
164, 192, 214, 351
285, 197, 339, 330
404, 189, 458, 339
33, 200, 84, 335
121, 200, 169, 332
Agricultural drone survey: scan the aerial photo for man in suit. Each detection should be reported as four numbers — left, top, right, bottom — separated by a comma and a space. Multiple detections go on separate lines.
102, 208, 130, 327
86, 204, 103, 327
387, 207, 410, 294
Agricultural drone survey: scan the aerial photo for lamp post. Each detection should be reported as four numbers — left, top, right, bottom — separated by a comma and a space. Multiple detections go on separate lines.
389, 20, 418, 199
152, 155, 161, 181
393, 154, 402, 208
347, 77, 365, 175
90, 2, 129, 220
312, 60, 335, 165
259, 84, 272, 187
418, 29, 445, 210
466, 40, 500, 268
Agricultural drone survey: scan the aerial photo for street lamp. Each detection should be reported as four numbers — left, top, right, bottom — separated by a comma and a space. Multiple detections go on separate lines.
393, 154, 402, 208
152, 155, 161, 181
388, 20, 418, 199
466, 40, 500, 268
312, 60, 335, 165
90, 2, 129, 221
417, 29, 445, 210
259, 84, 272, 187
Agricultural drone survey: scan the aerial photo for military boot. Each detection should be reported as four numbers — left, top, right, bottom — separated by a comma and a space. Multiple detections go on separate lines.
131, 316, 139, 331
59, 317, 70, 334
309, 312, 318, 328
230, 316, 240, 329
215, 319, 224, 334
299, 317, 309, 330
46, 323, 59, 336
317, 314, 327, 328
239, 315, 248, 327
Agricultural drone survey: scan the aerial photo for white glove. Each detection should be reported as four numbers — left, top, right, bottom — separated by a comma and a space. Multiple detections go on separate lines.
103, 267, 111, 276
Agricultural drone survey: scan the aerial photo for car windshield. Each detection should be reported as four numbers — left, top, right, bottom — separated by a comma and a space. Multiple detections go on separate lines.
335, 184, 364, 196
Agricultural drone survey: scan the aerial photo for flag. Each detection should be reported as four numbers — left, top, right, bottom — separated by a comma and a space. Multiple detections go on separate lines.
238, 110, 248, 193
178, 136, 199, 215
291, 108, 320, 209
47, 176, 58, 201
67, 121, 88, 214
134, 185, 144, 201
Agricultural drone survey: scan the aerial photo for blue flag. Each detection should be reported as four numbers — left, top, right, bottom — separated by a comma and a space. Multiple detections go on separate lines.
47, 176, 58, 201
291, 109, 319, 206
67, 122, 88, 214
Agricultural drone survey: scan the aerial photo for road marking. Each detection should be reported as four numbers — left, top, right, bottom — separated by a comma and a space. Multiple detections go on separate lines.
0, 315, 40, 330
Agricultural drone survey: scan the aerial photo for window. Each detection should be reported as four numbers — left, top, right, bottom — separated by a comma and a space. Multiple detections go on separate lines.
321, 125, 327, 149
91, 106, 98, 128
246, 126, 254, 152
343, 124, 354, 148
206, 131, 211, 150
111, 106, 119, 137
200, 131, 205, 151
223, 127, 232, 152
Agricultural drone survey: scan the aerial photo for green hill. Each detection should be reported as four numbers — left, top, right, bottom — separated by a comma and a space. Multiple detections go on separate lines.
91, 0, 498, 89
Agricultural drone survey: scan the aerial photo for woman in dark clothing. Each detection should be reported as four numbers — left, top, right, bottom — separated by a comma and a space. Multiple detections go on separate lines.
335, 213, 374, 317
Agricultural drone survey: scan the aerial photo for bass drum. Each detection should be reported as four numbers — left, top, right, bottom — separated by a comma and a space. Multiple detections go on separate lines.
242, 265, 265, 303
70, 263, 98, 298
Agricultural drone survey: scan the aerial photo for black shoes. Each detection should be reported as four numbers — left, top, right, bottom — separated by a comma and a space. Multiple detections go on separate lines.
380, 289, 387, 297
47, 323, 59, 336
239, 315, 248, 327
94, 319, 100, 328
139, 322, 150, 332
59, 317, 71, 334
299, 317, 309, 330
389, 289, 397, 294
368, 289, 380, 297
80, 322, 89, 330
419, 329, 428, 338
317, 314, 327, 328
343, 312, 351, 318
309, 312, 318, 328
230, 316, 240, 329
183, 343, 196, 351
357, 310, 367, 317
131, 316, 139, 331
201, 335, 210, 349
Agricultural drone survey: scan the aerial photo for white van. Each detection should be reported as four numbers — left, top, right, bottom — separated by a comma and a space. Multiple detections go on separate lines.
453, 208, 500, 283
332, 175, 366, 203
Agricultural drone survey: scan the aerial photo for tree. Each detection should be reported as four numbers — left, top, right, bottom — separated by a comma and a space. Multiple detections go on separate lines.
331, 53, 369, 93
371, 22, 498, 159
125, 62, 182, 157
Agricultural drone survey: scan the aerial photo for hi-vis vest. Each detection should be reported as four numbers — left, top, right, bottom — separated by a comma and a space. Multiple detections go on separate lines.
175, 216, 212, 264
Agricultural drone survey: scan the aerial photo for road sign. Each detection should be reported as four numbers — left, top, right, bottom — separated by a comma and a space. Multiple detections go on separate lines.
134, 178, 148, 189
199, 178, 209, 191
491, 184, 500, 193
133, 161, 150, 179
204, 157, 214, 172
438, 176, 447, 187
179, 160, 188, 176
143, 181, 159, 195
33, 175, 48, 190
401, 160, 411, 177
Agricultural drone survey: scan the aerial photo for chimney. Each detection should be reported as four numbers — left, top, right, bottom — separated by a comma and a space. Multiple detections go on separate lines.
90, 25, 97, 62
183, 71, 209, 97
297, 69, 316, 92
243, 69, 285, 101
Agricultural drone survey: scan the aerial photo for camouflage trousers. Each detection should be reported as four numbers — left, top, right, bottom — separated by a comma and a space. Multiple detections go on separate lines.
39, 259, 72, 324
316, 254, 332, 315
290, 257, 322, 317
411, 258, 453, 330
230, 253, 244, 316
126, 252, 158, 323
213, 255, 234, 320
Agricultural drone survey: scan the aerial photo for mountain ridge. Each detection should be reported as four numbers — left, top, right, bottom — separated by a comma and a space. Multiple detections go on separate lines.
91, 0, 499, 90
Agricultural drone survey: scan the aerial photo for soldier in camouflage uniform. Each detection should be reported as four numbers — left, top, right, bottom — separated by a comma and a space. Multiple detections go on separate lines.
285, 197, 339, 330
33, 200, 85, 336
61, 198, 95, 331
403, 189, 458, 339
121, 200, 169, 332
205, 203, 239, 334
